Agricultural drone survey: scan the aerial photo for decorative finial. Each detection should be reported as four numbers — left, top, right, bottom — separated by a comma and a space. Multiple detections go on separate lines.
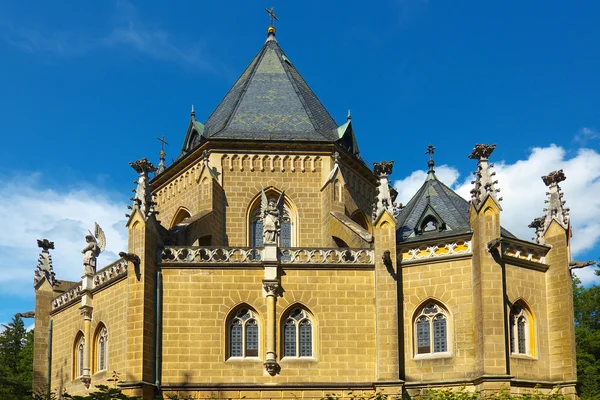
372, 160, 396, 223
157, 136, 169, 174
426, 145, 435, 176
34, 239, 56, 287
530, 169, 570, 244
347, 109, 352, 121
129, 158, 158, 220
190, 104, 195, 119
469, 144, 502, 209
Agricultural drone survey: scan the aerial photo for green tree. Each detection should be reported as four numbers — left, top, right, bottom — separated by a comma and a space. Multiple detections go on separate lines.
573, 275, 600, 399
0, 315, 34, 400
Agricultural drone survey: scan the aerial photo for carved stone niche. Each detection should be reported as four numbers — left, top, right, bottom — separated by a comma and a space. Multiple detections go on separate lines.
373, 161, 394, 177
468, 144, 496, 160
542, 169, 566, 186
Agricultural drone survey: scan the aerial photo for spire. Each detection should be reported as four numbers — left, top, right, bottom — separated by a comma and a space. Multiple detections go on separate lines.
530, 169, 570, 244
469, 144, 502, 209
347, 109, 352, 121
426, 144, 436, 179
190, 104, 195, 119
265, 7, 278, 42
128, 158, 158, 220
156, 136, 169, 175
372, 161, 396, 223
34, 239, 56, 287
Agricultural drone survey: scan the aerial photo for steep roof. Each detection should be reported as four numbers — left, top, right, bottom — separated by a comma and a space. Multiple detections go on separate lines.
198, 32, 339, 143
396, 170, 515, 243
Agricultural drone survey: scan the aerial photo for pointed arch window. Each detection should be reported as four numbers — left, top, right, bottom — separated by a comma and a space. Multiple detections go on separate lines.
282, 307, 313, 358
510, 303, 534, 356
228, 308, 259, 358
414, 302, 449, 356
73, 333, 85, 378
94, 324, 108, 373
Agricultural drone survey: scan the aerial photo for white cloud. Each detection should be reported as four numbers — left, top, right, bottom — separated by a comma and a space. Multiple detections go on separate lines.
394, 145, 600, 286
575, 127, 600, 144
0, 174, 128, 296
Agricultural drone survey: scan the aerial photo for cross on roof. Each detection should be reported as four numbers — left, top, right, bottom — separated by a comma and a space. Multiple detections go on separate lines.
265, 7, 279, 27
426, 145, 435, 161
157, 136, 169, 154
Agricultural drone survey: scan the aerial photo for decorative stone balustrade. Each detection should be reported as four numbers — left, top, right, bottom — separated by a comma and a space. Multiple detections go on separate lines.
52, 284, 82, 310
160, 246, 375, 266
399, 240, 472, 264
279, 248, 374, 265
502, 242, 546, 265
93, 258, 128, 287
162, 247, 262, 264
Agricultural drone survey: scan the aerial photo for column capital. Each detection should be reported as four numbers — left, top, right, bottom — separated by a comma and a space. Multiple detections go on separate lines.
262, 279, 279, 297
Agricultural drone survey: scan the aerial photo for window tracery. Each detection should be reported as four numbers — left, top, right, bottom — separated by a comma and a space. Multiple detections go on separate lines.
282, 307, 313, 358
414, 302, 449, 355
94, 325, 108, 373
228, 307, 259, 358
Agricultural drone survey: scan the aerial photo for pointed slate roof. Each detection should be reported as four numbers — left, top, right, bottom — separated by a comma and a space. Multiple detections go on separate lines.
396, 170, 515, 243
200, 31, 339, 143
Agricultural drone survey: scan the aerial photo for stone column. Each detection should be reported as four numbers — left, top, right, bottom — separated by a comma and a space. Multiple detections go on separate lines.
80, 305, 93, 388
262, 242, 280, 376
263, 280, 279, 375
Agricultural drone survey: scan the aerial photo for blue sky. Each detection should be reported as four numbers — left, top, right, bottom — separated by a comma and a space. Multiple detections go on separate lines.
1, 1, 599, 325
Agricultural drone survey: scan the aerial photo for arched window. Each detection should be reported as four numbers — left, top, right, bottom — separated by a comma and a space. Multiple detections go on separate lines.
282, 307, 313, 358
73, 332, 85, 378
249, 192, 294, 248
93, 324, 108, 373
351, 210, 371, 233
228, 307, 259, 358
170, 207, 192, 229
414, 302, 449, 355
510, 302, 534, 356
421, 216, 439, 233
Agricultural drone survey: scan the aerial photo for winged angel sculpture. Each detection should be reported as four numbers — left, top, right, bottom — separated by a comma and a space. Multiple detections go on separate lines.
261, 190, 285, 244
82, 222, 106, 275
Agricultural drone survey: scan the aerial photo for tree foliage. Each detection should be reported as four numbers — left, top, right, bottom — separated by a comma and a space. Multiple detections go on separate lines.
573, 275, 600, 399
0, 315, 34, 400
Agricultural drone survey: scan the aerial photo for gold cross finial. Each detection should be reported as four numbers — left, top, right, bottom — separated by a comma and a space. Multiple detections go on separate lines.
265, 7, 278, 27
157, 136, 169, 156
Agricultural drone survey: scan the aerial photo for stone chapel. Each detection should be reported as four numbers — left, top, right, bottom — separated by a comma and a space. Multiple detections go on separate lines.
32, 22, 578, 399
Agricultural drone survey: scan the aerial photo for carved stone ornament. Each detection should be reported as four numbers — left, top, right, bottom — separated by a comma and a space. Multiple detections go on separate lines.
80, 375, 91, 389
530, 169, 570, 243
469, 144, 501, 208
118, 252, 140, 268
34, 238, 57, 287
264, 359, 280, 376
373, 160, 394, 177
542, 169, 567, 187
129, 158, 158, 220
468, 144, 497, 160
82, 223, 106, 276
16, 311, 35, 318
263, 280, 279, 296
261, 190, 285, 245
80, 305, 93, 320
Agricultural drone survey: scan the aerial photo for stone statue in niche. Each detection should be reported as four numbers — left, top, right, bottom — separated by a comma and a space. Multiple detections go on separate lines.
82, 222, 106, 275
260, 190, 285, 245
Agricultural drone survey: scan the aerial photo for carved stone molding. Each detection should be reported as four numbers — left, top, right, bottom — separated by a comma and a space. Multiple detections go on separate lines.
80, 305, 93, 320
469, 144, 501, 208
80, 375, 91, 389
34, 238, 56, 287
262, 280, 279, 297
399, 240, 472, 263
162, 247, 262, 264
